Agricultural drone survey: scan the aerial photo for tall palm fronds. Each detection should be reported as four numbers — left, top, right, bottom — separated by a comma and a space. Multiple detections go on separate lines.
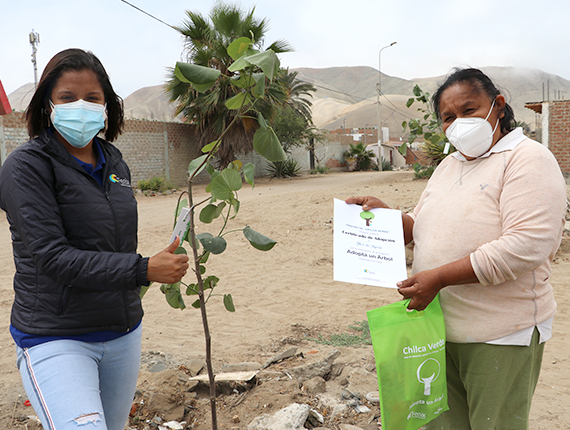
166, 3, 294, 167
277, 70, 316, 124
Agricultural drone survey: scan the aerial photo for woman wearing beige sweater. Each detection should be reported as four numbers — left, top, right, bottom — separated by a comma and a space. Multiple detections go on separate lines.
347, 68, 566, 430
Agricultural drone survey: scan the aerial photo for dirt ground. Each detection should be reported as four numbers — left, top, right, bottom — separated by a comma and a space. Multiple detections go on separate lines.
0, 171, 569, 429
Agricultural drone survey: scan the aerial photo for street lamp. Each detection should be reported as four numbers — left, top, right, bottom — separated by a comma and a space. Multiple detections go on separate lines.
377, 41, 397, 171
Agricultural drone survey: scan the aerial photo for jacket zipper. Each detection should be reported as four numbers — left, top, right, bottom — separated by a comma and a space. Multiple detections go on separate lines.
56, 149, 132, 332
104, 189, 132, 332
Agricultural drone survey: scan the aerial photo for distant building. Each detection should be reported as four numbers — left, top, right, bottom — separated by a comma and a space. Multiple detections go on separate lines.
526, 99, 570, 177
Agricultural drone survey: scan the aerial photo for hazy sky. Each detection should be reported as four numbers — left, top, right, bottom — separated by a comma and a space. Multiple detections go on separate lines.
2, 0, 569, 98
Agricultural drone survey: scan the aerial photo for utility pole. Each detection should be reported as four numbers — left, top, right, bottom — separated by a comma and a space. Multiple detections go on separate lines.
29, 30, 40, 88
377, 41, 397, 171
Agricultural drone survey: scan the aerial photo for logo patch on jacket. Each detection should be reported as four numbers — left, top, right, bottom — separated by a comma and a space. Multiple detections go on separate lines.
109, 174, 131, 188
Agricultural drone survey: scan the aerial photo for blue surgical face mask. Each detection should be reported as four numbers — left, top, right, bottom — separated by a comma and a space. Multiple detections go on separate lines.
50, 99, 107, 148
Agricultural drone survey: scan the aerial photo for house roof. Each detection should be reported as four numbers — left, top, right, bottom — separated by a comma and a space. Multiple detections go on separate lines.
525, 99, 570, 114
525, 102, 543, 114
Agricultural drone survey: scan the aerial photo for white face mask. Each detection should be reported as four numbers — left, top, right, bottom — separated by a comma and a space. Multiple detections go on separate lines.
445, 99, 500, 158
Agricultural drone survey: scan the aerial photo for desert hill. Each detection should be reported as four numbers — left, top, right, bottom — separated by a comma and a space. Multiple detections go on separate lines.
8, 66, 570, 138
292, 66, 570, 133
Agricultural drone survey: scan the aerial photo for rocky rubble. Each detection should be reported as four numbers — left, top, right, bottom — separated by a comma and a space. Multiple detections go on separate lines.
126, 345, 382, 430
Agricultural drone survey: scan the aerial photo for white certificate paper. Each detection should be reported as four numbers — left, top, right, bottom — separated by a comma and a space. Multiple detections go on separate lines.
333, 199, 407, 288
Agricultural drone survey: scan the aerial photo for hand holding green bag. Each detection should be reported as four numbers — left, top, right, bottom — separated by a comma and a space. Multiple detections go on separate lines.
367, 294, 448, 430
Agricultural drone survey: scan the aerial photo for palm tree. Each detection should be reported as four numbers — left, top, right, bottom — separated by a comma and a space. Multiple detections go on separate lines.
276, 69, 316, 125
166, 3, 293, 167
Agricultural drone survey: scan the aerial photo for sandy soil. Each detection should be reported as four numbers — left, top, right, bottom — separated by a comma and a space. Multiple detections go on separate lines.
0, 171, 569, 429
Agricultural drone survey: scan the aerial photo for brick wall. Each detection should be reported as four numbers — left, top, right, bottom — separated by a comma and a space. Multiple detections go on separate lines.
548, 100, 570, 175
0, 112, 364, 184
0, 112, 201, 188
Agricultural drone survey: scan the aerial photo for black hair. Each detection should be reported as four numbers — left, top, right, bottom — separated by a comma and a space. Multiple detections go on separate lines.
25, 48, 124, 141
432, 68, 515, 134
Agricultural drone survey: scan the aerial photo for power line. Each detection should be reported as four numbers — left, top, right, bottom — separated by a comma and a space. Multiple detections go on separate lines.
119, 0, 175, 29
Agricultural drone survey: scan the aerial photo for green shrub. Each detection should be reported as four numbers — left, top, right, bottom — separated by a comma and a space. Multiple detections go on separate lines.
310, 166, 330, 174
413, 163, 435, 179
381, 157, 393, 171
343, 142, 376, 171
137, 176, 175, 192
268, 158, 301, 178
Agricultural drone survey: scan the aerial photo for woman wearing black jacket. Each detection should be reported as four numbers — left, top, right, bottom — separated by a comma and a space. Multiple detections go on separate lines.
0, 49, 189, 430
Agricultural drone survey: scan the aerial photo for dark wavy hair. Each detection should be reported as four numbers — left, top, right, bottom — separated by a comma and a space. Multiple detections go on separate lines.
25, 48, 124, 141
432, 68, 515, 135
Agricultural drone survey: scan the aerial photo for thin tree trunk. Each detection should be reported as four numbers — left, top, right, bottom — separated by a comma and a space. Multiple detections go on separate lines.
187, 178, 218, 430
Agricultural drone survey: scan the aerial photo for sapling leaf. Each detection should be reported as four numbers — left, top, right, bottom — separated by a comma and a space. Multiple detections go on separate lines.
243, 225, 277, 251
242, 163, 255, 186
252, 72, 265, 97
175, 62, 221, 85
161, 282, 186, 310
227, 55, 251, 72
230, 160, 243, 171
199, 265, 206, 275
200, 202, 226, 223
225, 92, 251, 110
199, 251, 210, 264
202, 140, 220, 154
203, 275, 219, 290
186, 284, 198, 295
191, 81, 217, 94
244, 50, 280, 81
210, 169, 242, 201
174, 246, 187, 255
224, 294, 236, 312
139, 282, 153, 299
227, 36, 252, 60
187, 233, 201, 250
206, 164, 216, 176
406, 98, 414, 108
399, 143, 408, 156
166, 289, 186, 310
231, 74, 253, 89
253, 127, 287, 162
188, 154, 209, 177
175, 199, 188, 218
205, 170, 222, 193
196, 232, 227, 254
191, 299, 201, 309
228, 194, 240, 217
257, 112, 268, 128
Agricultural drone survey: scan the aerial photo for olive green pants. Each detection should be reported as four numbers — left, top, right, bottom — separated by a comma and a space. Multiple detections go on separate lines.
424, 329, 544, 430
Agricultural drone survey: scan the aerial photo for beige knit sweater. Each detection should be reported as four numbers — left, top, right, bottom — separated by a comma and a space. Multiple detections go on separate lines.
409, 138, 566, 343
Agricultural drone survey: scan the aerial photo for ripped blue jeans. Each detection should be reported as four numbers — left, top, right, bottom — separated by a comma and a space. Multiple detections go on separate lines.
16, 325, 141, 430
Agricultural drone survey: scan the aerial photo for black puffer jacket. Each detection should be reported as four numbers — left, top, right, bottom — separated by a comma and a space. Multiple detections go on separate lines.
0, 129, 148, 336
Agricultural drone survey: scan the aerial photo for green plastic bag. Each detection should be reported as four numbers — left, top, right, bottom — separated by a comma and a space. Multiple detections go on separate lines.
367, 295, 449, 430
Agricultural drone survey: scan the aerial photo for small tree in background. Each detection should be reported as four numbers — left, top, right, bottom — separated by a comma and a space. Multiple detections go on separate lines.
401, 85, 455, 171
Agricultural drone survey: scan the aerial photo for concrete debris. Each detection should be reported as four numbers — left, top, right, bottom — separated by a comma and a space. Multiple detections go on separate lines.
287, 349, 340, 381
188, 370, 258, 383
302, 376, 326, 395
222, 362, 262, 373
247, 403, 310, 430
262, 347, 298, 369
185, 358, 205, 377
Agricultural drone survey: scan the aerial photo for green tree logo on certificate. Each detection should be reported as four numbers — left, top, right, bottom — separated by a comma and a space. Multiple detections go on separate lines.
360, 210, 375, 226
333, 199, 407, 288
